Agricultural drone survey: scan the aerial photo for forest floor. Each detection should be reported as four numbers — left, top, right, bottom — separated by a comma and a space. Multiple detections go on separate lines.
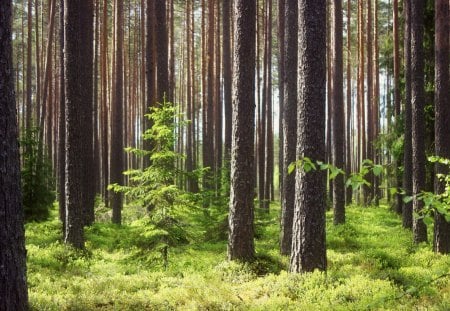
27, 201, 450, 310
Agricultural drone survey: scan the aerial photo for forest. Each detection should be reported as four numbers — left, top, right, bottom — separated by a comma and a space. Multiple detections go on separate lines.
0, 0, 449, 309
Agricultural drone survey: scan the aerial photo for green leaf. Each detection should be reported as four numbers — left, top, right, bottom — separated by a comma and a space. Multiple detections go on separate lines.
389, 187, 398, 196
403, 196, 413, 204
423, 215, 433, 226
372, 165, 383, 176
288, 162, 296, 175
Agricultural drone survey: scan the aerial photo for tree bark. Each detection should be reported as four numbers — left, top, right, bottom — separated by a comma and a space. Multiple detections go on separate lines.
280, 0, 297, 255
332, 0, 345, 224
345, 0, 352, 206
223, 0, 232, 194
402, 0, 413, 229
111, 0, 124, 224
433, 0, 450, 253
411, 0, 427, 243
0, 1, 29, 308
64, 0, 93, 248
228, 0, 256, 261
290, 0, 327, 273
155, 0, 169, 102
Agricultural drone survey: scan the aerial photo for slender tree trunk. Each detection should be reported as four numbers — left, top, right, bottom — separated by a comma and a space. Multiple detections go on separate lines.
223, 0, 232, 194
290, 0, 327, 273
411, 0, 427, 243
155, 0, 169, 102
345, 0, 352, 205
0, 1, 29, 307
332, 0, 345, 224
393, 0, 402, 214
280, 0, 297, 255
26, 0, 33, 130
228, 0, 256, 262
278, 0, 285, 202
402, 0, 413, 229
58, 0, 66, 236
433, 0, 450, 253
111, 0, 124, 225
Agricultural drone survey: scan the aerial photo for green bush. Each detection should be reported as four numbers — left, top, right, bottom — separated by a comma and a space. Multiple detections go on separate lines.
21, 127, 55, 222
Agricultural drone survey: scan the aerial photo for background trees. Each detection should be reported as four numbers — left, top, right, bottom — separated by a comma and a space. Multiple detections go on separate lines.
7, 0, 450, 272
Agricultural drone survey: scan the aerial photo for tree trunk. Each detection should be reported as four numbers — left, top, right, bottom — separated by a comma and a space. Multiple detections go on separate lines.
345, 0, 352, 205
393, 0, 402, 214
223, 0, 232, 194
411, 0, 427, 243
290, 0, 327, 273
0, 1, 29, 308
155, 0, 169, 102
402, 0, 413, 229
228, 0, 256, 262
280, 0, 297, 255
111, 0, 124, 225
58, 0, 66, 236
64, 0, 93, 248
332, 0, 345, 224
433, 0, 450, 253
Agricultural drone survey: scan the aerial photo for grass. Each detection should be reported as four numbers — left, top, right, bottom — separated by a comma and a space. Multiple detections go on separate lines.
26, 202, 450, 310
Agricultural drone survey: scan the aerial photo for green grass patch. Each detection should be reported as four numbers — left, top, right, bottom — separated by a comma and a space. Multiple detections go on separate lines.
27, 202, 450, 310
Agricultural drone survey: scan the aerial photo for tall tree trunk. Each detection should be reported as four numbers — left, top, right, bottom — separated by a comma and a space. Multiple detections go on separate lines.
223, 0, 232, 194
433, 0, 450, 253
364, 0, 373, 205
263, 0, 273, 209
278, 0, 285, 203
411, 0, 427, 243
393, 0, 402, 214
111, 0, 124, 224
155, 0, 169, 102
345, 0, 352, 205
64, 0, 93, 248
280, 0, 297, 255
26, 0, 33, 130
0, 1, 29, 307
402, 0, 413, 229
290, 0, 327, 273
58, 0, 66, 236
332, 0, 345, 224
228, 0, 256, 262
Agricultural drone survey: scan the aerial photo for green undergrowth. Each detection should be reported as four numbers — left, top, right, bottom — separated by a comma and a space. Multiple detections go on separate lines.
27, 202, 450, 310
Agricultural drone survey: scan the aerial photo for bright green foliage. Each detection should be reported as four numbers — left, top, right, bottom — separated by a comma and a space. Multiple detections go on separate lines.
21, 127, 55, 222
108, 101, 198, 267
26, 204, 450, 310
410, 156, 450, 226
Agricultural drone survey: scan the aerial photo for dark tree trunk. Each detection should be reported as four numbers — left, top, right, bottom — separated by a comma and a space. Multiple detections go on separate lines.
0, 1, 29, 308
26, 0, 33, 130
155, 0, 169, 102
290, 0, 327, 273
332, 0, 345, 224
345, 0, 352, 206
111, 0, 124, 225
263, 0, 273, 209
64, 0, 93, 248
410, 0, 427, 243
223, 0, 232, 194
393, 0, 402, 214
58, 0, 66, 236
280, 0, 297, 255
228, 0, 256, 262
433, 0, 450, 253
278, 0, 285, 204
402, 0, 413, 229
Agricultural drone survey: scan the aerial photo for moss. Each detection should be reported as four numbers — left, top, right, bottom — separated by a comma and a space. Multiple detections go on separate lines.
27, 203, 450, 310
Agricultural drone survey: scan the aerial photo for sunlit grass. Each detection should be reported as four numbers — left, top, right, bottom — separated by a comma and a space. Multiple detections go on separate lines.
26, 201, 450, 310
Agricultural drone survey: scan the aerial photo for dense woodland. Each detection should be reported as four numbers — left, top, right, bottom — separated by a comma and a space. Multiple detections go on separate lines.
1, 0, 449, 309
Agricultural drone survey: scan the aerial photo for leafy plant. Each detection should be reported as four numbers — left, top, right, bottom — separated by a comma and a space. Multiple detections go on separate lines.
21, 127, 55, 222
109, 100, 197, 267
